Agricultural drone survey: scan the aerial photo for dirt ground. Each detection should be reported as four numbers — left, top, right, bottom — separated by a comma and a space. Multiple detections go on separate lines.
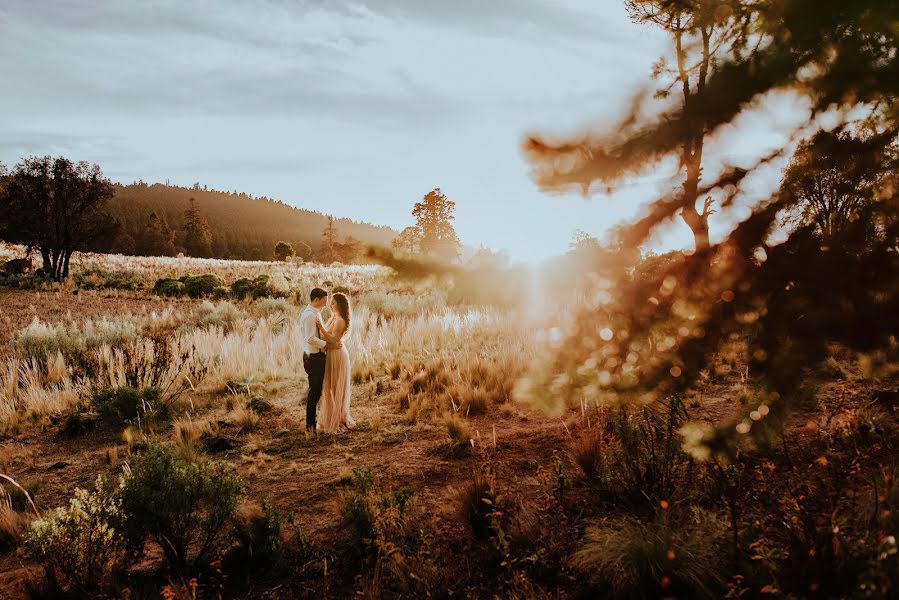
0, 287, 883, 598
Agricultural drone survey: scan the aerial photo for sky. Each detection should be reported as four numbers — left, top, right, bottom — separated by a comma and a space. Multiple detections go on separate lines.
0, 0, 796, 263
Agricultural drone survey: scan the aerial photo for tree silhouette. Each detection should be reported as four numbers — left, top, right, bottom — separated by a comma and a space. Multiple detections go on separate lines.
780, 130, 897, 247
0, 156, 118, 279
138, 212, 178, 257
412, 188, 460, 261
181, 198, 212, 257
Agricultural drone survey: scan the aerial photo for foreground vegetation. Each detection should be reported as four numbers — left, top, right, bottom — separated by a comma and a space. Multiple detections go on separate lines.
0, 243, 893, 599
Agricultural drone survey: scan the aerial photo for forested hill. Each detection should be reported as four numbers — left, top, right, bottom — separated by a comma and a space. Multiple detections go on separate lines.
107, 181, 397, 261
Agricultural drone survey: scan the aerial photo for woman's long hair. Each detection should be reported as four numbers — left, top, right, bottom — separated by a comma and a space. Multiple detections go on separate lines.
331, 292, 351, 330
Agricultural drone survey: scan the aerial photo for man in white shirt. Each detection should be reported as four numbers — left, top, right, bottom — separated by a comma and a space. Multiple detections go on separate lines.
301, 287, 328, 431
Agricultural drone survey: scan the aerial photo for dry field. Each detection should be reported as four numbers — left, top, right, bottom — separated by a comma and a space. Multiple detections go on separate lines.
0, 244, 894, 599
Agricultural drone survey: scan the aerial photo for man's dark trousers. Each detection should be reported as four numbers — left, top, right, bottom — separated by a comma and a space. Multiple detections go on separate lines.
303, 351, 326, 430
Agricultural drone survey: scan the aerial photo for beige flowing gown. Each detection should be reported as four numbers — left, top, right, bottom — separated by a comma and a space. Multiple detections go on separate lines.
317, 316, 354, 432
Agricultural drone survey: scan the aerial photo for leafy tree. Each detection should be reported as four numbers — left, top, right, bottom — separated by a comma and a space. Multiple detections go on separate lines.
0, 156, 118, 279
392, 226, 422, 255
412, 188, 460, 260
274, 240, 295, 261
181, 197, 212, 257
294, 240, 313, 260
780, 130, 897, 247
321, 215, 338, 263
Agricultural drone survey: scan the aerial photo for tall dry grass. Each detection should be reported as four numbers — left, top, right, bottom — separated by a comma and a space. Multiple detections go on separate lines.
0, 253, 543, 433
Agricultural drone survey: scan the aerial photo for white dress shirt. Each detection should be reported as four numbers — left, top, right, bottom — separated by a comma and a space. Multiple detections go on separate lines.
301, 305, 327, 355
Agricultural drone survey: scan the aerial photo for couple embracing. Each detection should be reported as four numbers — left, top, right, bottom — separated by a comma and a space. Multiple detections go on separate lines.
300, 287, 355, 433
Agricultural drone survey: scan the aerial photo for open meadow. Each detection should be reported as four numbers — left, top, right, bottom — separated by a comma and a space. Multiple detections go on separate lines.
0, 241, 895, 599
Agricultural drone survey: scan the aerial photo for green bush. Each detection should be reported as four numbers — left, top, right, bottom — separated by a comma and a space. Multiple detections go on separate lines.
211, 285, 230, 299
572, 507, 727, 599
154, 278, 185, 297
230, 277, 255, 299
75, 267, 139, 291
181, 274, 226, 298
24, 475, 133, 595
91, 386, 162, 425
332, 285, 350, 295
119, 444, 244, 573
340, 466, 414, 544
254, 297, 295, 319
192, 300, 243, 329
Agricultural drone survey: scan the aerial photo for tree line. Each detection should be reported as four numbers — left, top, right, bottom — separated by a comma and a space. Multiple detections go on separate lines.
0, 157, 400, 277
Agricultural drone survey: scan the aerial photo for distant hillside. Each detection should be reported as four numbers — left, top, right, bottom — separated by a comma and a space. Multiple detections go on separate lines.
107, 181, 397, 261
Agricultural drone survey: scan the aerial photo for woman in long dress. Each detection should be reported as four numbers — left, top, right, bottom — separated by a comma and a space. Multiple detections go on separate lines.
316, 292, 354, 432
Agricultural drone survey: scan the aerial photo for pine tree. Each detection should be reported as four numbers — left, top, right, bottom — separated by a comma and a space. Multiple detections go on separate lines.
139, 212, 177, 256
182, 197, 212, 257
321, 216, 338, 263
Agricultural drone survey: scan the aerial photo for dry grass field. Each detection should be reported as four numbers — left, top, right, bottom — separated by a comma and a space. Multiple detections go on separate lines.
0, 242, 895, 599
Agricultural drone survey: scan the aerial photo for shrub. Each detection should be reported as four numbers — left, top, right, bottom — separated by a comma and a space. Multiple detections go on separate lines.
0, 502, 29, 552
591, 402, 690, 504
572, 508, 727, 599
230, 277, 255, 299
458, 469, 502, 541
193, 300, 243, 329
181, 274, 225, 298
230, 406, 260, 433
332, 285, 350, 295
24, 475, 132, 595
571, 430, 606, 482
444, 412, 472, 447
154, 278, 185, 297
119, 444, 244, 573
340, 467, 414, 544
91, 386, 163, 425
212, 285, 230, 299
231, 274, 287, 299
254, 297, 295, 319
229, 497, 282, 569
75, 267, 139, 291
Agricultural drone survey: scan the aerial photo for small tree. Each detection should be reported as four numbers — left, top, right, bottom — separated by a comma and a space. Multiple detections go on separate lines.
181, 197, 212, 257
412, 188, 460, 260
294, 240, 313, 260
274, 241, 295, 261
321, 215, 338, 263
0, 156, 118, 279
392, 226, 422, 255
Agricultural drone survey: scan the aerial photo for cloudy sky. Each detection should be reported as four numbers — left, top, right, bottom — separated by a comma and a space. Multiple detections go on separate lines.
0, 0, 793, 262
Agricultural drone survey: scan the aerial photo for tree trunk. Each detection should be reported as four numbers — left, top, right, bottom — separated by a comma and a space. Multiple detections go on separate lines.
40, 248, 51, 272
50, 249, 63, 281
680, 161, 711, 252
62, 251, 72, 279
681, 204, 710, 251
